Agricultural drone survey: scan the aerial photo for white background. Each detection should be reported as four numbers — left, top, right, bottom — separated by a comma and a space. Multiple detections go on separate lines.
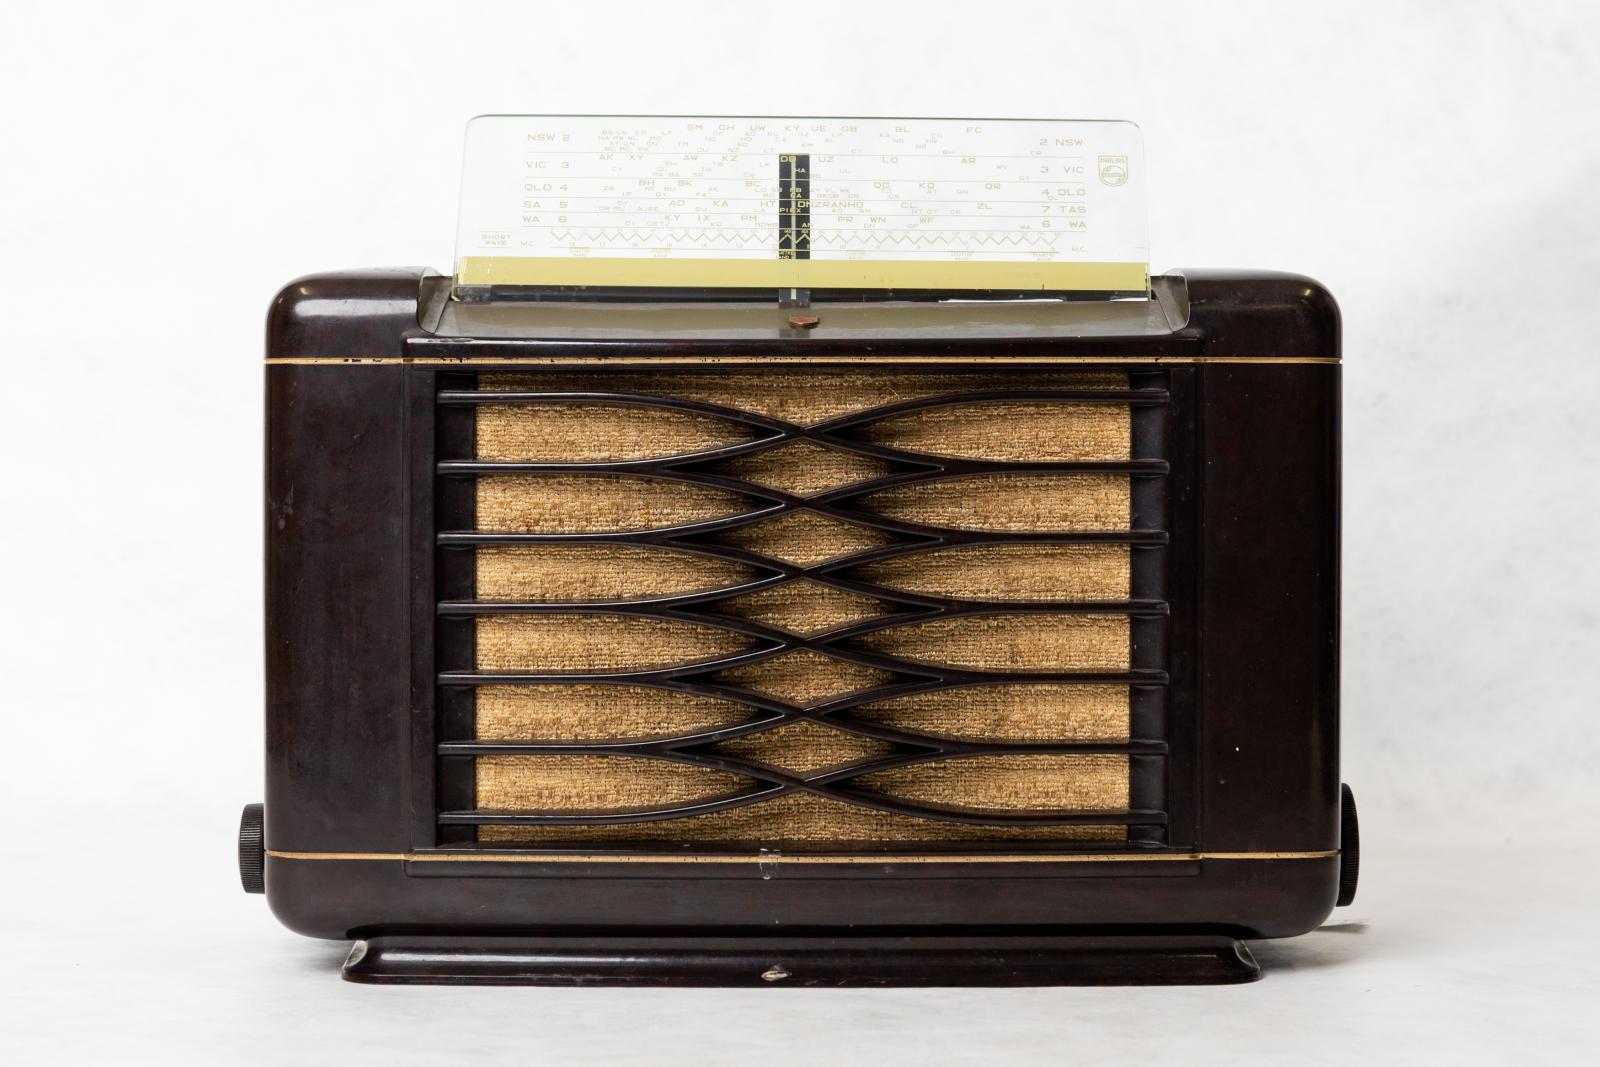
2, 1, 1597, 1062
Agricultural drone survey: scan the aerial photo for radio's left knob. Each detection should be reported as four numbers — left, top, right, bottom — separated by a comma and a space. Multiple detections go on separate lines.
238, 803, 265, 894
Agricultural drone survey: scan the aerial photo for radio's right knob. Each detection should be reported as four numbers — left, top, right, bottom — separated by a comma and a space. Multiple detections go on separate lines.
238, 803, 265, 894
1336, 785, 1360, 906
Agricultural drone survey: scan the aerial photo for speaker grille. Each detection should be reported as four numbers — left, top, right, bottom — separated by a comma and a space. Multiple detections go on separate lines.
435, 368, 1169, 849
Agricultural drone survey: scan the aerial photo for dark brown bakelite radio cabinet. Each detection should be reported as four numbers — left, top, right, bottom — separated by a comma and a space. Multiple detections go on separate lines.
245, 267, 1355, 985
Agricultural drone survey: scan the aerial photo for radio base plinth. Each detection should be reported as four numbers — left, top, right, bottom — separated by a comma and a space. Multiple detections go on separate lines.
341, 933, 1261, 986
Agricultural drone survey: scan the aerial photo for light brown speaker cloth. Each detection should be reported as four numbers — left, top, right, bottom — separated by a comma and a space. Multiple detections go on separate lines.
850, 684, 1130, 742
715, 580, 893, 636
476, 684, 751, 742
471, 369, 1138, 845
862, 401, 1128, 462
477, 474, 748, 534
709, 650, 895, 707
848, 543, 1129, 602
718, 510, 896, 566
852, 615, 1131, 673
475, 794, 1125, 844
860, 473, 1129, 532
477, 403, 750, 462
476, 756, 1129, 844
857, 755, 1126, 811
475, 683, 1130, 745
476, 545, 753, 602
475, 544, 1128, 609
710, 720, 897, 774
713, 441, 894, 496
480, 371, 1129, 426
475, 614, 748, 672
475, 752, 1125, 814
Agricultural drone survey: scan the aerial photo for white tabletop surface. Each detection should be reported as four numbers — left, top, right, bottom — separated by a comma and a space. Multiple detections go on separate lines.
4, 814, 1595, 1065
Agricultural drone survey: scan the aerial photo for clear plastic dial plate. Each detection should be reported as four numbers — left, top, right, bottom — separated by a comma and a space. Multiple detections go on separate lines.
454, 116, 1147, 295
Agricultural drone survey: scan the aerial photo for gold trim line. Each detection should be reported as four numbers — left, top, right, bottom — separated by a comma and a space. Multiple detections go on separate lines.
266, 355, 1340, 366
266, 848, 1337, 865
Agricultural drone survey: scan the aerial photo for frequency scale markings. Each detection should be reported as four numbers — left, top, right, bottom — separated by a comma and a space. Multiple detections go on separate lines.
455, 117, 1147, 291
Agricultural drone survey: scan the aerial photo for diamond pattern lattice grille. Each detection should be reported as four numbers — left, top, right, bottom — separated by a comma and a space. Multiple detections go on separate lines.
438, 368, 1168, 848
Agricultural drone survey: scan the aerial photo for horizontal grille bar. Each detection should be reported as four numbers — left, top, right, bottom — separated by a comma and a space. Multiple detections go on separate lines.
439, 806, 1167, 828
440, 739, 1169, 757
440, 668, 1170, 687
441, 529, 1170, 547
439, 387, 1172, 408
440, 459, 1170, 477
439, 598, 1169, 618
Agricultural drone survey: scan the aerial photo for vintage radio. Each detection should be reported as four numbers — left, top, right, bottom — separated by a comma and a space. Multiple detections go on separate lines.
243, 117, 1355, 985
